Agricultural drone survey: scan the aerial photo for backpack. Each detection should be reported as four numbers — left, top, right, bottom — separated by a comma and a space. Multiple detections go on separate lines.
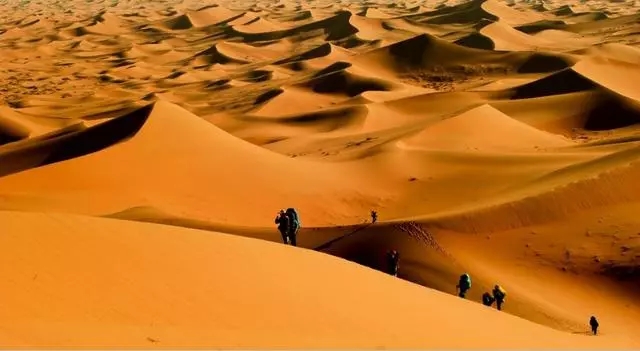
286, 208, 300, 229
460, 273, 471, 289
482, 292, 494, 305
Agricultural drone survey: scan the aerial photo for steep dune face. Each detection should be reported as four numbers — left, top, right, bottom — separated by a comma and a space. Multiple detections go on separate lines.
2, 0, 640, 347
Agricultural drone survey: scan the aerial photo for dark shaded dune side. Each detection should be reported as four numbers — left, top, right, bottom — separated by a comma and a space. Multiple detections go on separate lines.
583, 94, 640, 131
557, 13, 640, 34
454, 32, 495, 50
532, 3, 551, 12
408, 0, 497, 25
0, 104, 153, 178
317, 223, 465, 296
385, 34, 488, 67
273, 43, 332, 65
425, 6, 497, 25
333, 35, 380, 50
311, 221, 586, 333
242, 105, 368, 132
510, 69, 597, 99
490, 90, 640, 134
193, 44, 250, 64
551, 4, 609, 21
254, 88, 285, 105
553, 5, 575, 16
0, 117, 31, 146
161, 14, 194, 30
297, 62, 395, 97
223, 11, 358, 43
517, 53, 574, 74
514, 20, 567, 34
573, 12, 609, 22
359, 34, 574, 74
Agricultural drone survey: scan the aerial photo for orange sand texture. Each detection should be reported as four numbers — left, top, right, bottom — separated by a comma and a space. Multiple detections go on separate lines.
1, 0, 640, 348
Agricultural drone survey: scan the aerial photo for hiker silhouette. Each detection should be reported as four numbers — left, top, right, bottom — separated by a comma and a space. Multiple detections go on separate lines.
275, 210, 290, 245
386, 250, 399, 276
492, 285, 506, 310
457, 273, 471, 298
590, 316, 599, 335
275, 208, 300, 246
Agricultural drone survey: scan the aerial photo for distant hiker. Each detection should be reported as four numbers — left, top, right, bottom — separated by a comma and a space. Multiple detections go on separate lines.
482, 292, 495, 307
275, 210, 290, 245
285, 208, 300, 247
492, 284, 507, 311
371, 210, 378, 224
590, 316, 599, 335
457, 273, 472, 298
386, 250, 399, 276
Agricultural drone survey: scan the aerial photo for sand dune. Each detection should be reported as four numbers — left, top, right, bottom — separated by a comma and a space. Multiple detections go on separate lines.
398, 104, 573, 151
1, 0, 640, 347
3, 210, 636, 348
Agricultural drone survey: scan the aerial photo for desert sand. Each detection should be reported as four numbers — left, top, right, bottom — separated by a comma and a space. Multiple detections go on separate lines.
0, 0, 640, 348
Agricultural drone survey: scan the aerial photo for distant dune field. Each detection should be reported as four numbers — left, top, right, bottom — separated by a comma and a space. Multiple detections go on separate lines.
0, 0, 639, 347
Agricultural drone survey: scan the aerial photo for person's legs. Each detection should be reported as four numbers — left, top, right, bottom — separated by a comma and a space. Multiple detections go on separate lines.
496, 299, 503, 310
459, 289, 466, 298
279, 229, 288, 244
290, 229, 297, 246
592, 326, 598, 335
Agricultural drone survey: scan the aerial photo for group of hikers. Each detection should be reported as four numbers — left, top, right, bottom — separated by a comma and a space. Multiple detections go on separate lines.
274, 210, 600, 335
458, 274, 504, 309
457, 273, 507, 311
275, 208, 300, 247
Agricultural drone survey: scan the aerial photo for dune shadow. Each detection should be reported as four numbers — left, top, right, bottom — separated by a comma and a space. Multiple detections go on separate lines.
0, 104, 154, 178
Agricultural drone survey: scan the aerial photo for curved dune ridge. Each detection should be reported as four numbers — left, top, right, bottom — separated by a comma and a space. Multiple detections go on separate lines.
1, 0, 640, 348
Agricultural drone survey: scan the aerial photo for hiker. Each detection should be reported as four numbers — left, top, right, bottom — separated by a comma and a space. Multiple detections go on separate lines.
386, 250, 399, 276
456, 273, 471, 298
371, 210, 378, 224
482, 292, 495, 307
492, 284, 507, 311
285, 208, 300, 247
275, 210, 290, 245
590, 316, 599, 335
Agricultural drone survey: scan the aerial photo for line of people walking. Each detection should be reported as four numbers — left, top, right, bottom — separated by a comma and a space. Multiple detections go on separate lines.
457, 272, 506, 311
273, 212, 601, 337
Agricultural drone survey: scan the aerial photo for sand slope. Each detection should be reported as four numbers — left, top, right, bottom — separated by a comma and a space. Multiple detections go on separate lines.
0, 210, 636, 348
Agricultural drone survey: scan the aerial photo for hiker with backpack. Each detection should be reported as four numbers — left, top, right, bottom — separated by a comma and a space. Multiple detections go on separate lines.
492, 284, 507, 310
371, 210, 378, 224
275, 210, 290, 245
482, 292, 495, 307
457, 273, 471, 298
590, 316, 599, 335
285, 208, 300, 247
386, 250, 399, 276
